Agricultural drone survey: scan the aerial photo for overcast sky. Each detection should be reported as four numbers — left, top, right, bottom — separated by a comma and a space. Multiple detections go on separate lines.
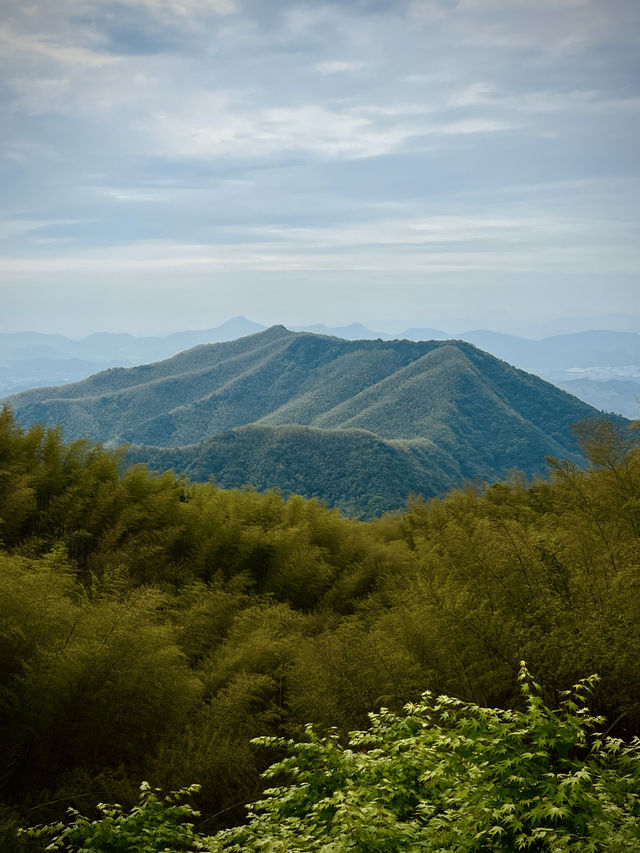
1, 0, 639, 338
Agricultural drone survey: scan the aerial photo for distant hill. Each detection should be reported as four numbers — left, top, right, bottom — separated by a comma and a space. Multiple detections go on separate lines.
0, 316, 265, 363
5, 326, 621, 515
291, 322, 394, 340
540, 376, 640, 421
3, 321, 639, 419
451, 329, 640, 370
0, 317, 265, 396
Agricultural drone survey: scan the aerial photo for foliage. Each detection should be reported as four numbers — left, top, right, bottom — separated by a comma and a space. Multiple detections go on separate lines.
212, 665, 640, 852
22, 782, 204, 852
0, 408, 639, 845
130, 425, 458, 518
5, 328, 608, 515
21, 668, 640, 852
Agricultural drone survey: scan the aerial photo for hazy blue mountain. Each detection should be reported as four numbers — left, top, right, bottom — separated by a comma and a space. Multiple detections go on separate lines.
549, 377, 640, 421
0, 332, 81, 360
158, 316, 266, 355
5, 326, 621, 515
0, 317, 266, 396
0, 358, 117, 396
292, 323, 394, 340
398, 327, 449, 340
450, 329, 640, 370
0, 316, 265, 362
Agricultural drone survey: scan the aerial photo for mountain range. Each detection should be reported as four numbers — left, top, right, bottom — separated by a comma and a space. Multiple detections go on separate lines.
4, 326, 622, 516
2, 318, 639, 419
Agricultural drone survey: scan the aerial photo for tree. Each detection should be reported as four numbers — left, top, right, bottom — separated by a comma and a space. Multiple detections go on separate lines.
211, 664, 640, 852
24, 666, 640, 852
22, 782, 203, 852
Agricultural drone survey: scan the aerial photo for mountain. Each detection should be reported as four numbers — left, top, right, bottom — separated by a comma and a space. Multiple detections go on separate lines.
449, 329, 640, 371
4, 326, 621, 515
0, 357, 118, 396
127, 425, 460, 518
3, 322, 639, 421
0, 316, 265, 396
292, 322, 394, 340
398, 327, 450, 341
547, 377, 640, 421
400, 329, 640, 420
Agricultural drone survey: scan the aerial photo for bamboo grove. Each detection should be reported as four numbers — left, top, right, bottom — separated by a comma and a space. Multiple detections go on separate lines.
0, 406, 639, 848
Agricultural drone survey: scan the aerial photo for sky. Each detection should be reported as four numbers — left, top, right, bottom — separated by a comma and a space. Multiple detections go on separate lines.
1, 0, 639, 338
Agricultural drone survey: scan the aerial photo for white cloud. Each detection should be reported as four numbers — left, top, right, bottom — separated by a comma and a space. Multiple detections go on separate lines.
0, 24, 116, 67
447, 84, 640, 115
313, 60, 368, 75
3, 240, 637, 277
127, 0, 236, 13
93, 187, 168, 202
143, 99, 421, 160
438, 118, 514, 135
0, 218, 84, 240
2, 202, 637, 278
1, 0, 638, 336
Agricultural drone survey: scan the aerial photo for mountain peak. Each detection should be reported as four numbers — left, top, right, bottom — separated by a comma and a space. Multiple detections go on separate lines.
261, 324, 294, 338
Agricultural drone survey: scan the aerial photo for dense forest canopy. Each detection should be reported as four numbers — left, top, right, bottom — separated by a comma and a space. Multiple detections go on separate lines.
0, 406, 639, 849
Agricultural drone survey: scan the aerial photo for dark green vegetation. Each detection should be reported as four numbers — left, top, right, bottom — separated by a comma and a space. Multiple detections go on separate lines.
24, 668, 640, 851
1, 407, 640, 849
128, 424, 460, 519
5, 326, 619, 516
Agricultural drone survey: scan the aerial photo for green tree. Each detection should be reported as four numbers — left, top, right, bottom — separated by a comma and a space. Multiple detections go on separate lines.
23, 782, 203, 852
23, 667, 640, 852
212, 665, 640, 852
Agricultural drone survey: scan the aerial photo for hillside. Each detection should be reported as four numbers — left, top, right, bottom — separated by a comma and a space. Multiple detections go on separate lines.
3, 323, 639, 420
127, 425, 461, 517
457, 329, 640, 369
5, 326, 619, 514
0, 317, 265, 397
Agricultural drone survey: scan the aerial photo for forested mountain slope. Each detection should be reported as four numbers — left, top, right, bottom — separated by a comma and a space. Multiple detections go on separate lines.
5, 327, 620, 514
128, 425, 461, 517
4, 324, 639, 420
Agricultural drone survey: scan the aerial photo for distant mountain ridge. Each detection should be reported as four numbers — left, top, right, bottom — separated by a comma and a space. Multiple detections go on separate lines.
5, 326, 622, 516
0, 316, 264, 365
2, 319, 638, 418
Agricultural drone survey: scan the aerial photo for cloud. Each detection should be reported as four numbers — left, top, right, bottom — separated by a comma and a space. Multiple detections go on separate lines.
313, 59, 368, 75
3, 198, 637, 278
0, 219, 84, 240
0, 24, 116, 67
141, 99, 416, 160
1, 0, 638, 335
124, 0, 236, 13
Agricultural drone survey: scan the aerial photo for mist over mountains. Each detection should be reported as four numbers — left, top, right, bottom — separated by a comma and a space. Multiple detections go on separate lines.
5, 325, 623, 516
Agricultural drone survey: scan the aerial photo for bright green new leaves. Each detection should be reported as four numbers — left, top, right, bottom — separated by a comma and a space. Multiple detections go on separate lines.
24, 667, 640, 852
23, 783, 204, 852
211, 665, 640, 853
